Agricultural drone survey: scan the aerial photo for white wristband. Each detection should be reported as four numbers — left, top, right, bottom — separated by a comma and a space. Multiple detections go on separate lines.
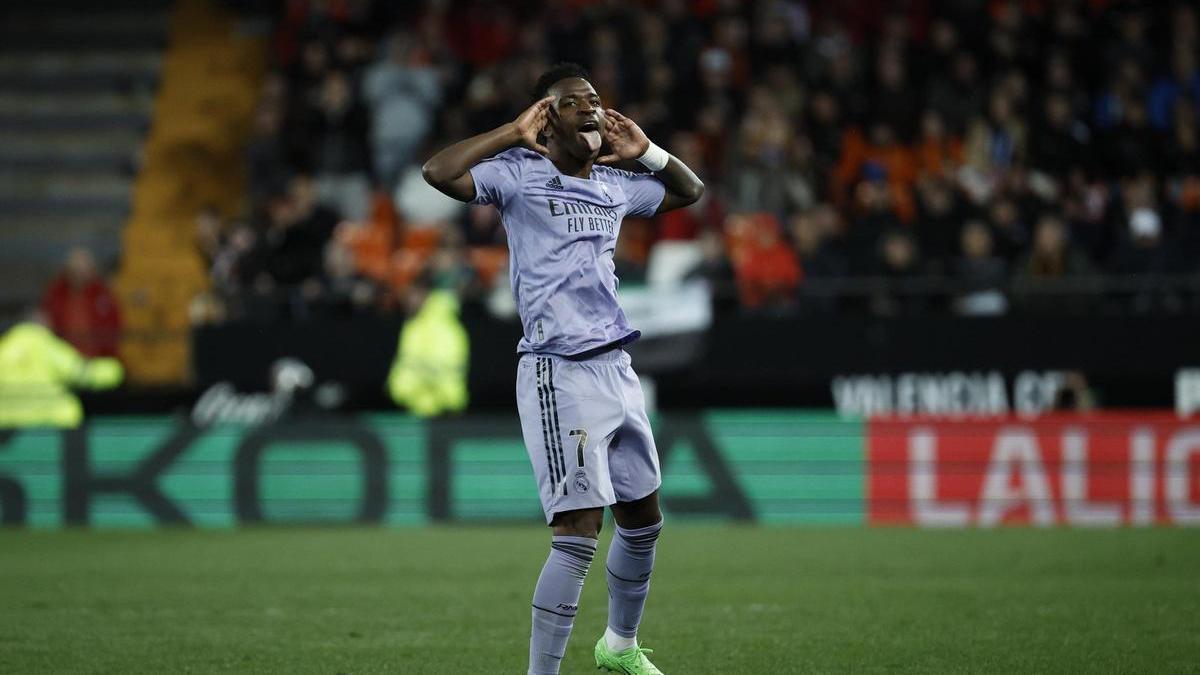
636, 141, 670, 172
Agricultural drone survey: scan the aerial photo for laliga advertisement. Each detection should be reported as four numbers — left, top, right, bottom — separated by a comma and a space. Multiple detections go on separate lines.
868, 413, 1200, 526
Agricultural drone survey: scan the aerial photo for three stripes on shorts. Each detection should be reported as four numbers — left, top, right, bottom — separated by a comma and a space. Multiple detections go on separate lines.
536, 357, 568, 496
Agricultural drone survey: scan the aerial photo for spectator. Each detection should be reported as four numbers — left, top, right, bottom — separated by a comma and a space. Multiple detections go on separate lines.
395, 159, 466, 226
1030, 92, 1090, 180
247, 97, 288, 206
914, 177, 965, 273
306, 70, 372, 221
300, 241, 382, 317
791, 205, 849, 280
1013, 214, 1097, 313
210, 223, 265, 293
657, 132, 714, 241
420, 232, 480, 299
289, 172, 340, 242
725, 93, 814, 217
846, 174, 904, 273
731, 215, 801, 312
925, 50, 983, 135
1148, 45, 1200, 130
833, 121, 917, 222
1099, 96, 1160, 177
363, 32, 443, 192
913, 108, 963, 182
194, 204, 225, 269
0, 307, 123, 428
870, 49, 919, 141
1113, 207, 1167, 274
987, 197, 1029, 263
1017, 214, 1092, 280
226, 0, 1200, 320
41, 247, 122, 358
1111, 178, 1174, 312
961, 87, 1026, 199
463, 204, 505, 248
686, 227, 737, 313
791, 206, 848, 313
870, 230, 925, 316
952, 220, 1009, 316
261, 190, 324, 288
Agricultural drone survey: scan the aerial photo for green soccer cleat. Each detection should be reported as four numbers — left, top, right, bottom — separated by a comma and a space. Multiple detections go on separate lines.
594, 636, 664, 674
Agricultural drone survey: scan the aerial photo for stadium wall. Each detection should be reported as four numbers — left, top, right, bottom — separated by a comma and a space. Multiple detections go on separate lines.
193, 312, 1200, 410
2, 412, 1197, 528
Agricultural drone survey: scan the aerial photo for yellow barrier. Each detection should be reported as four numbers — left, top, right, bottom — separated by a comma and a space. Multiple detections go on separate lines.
114, 0, 265, 384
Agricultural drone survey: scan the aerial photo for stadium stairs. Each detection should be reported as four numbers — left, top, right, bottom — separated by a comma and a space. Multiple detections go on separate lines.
0, 1, 166, 318
114, 0, 265, 384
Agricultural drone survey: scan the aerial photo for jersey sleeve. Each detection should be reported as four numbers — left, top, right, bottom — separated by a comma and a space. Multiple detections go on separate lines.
469, 151, 522, 207
618, 170, 667, 217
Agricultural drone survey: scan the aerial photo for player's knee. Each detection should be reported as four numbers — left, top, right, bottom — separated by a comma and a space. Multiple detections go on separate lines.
550, 507, 604, 538
613, 491, 662, 529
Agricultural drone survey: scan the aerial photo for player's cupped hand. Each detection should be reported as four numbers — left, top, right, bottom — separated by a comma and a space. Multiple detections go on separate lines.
596, 109, 650, 165
513, 96, 553, 156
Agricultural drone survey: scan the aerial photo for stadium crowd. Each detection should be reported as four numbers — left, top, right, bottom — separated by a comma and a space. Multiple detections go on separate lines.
194, 0, 1200, 320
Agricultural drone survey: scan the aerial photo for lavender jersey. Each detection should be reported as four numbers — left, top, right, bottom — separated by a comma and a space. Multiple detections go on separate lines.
470, 148, 666, 356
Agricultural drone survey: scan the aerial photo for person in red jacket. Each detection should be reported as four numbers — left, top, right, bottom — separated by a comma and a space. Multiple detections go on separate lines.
732, 213, 802, 310
41, 247, 122, 358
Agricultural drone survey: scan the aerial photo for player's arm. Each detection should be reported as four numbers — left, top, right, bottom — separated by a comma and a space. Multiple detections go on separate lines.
597, 108, 704, 213
421, 96, 553, 202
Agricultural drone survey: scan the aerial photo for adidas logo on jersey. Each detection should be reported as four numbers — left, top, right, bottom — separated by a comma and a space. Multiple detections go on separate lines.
545, 175, 564, 190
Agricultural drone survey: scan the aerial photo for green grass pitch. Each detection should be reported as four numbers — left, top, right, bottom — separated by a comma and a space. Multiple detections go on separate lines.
1, 526, 1197, 673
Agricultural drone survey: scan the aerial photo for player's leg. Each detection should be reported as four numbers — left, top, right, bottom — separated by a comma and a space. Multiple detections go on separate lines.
528, 507, 603, 675
517, 354, 622, 675
607, 490, 663, 648
596, 352, 665, 673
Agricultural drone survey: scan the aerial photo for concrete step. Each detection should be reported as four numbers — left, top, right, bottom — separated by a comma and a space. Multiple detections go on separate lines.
0, 9, 169, 34
0, 51, 161, 81
0, 70, 159, 92
0, 0, 172, 11
0, 91, 154, 131
0, 32, 167, 52
0, 91, 155, 115
0, 195, 131, 216
3, 212, 128, 238
0, 171, 131, 200
0, 112, 150, 131
0, 129, 143, 169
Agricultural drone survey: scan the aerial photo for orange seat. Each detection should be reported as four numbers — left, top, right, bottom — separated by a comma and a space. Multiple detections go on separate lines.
401, 227, 442, 254
388, 248, 431, 291
723, 212, 781, 263
468, 247, 509, 287
339, 222, 392, 281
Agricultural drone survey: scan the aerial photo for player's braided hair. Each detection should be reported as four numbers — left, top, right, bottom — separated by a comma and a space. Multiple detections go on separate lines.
533, 62, 592, 100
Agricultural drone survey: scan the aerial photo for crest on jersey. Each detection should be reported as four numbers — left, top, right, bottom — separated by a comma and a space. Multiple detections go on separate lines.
573, 470, 590, 493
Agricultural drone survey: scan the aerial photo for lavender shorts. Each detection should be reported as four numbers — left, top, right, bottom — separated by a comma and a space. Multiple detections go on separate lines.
516, 349, 661, 524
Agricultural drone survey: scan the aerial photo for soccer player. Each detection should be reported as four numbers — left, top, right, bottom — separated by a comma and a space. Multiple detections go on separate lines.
423, 63, 704, 674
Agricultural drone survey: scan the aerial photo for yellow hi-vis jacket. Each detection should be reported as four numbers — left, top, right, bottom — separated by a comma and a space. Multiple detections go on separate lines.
387, 291, 469, 417
0, 322, 123, 428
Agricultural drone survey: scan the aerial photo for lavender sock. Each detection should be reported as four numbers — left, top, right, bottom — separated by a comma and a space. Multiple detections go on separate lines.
528, 535, 597, 675
605, 520, 663, 639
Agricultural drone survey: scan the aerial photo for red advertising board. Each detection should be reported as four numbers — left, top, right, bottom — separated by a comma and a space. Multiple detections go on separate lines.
868, 413, 1200, 526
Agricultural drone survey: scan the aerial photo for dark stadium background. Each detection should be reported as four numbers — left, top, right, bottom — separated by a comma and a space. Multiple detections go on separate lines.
1, 1, 1198, 673
5, 0, 1200, 412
